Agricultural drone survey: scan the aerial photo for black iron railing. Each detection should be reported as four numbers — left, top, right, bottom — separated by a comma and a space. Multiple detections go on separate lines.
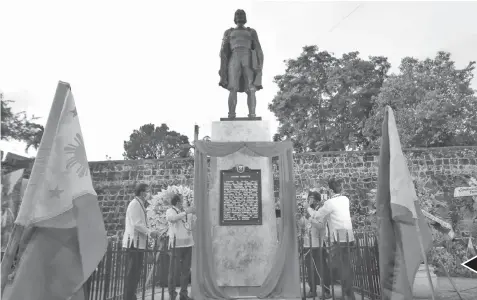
85, 231, 380, 300
298, 230, 381, 300
85, 236, 176, 300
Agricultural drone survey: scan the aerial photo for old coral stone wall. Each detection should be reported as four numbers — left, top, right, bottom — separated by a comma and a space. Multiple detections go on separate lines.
90, 146, 477, 236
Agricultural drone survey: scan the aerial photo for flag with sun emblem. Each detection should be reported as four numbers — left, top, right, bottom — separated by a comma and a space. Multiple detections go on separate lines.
5, 81, 107, 300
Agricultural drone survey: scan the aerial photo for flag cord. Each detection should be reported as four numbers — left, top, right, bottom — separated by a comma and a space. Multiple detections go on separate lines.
414, 219, 437, 300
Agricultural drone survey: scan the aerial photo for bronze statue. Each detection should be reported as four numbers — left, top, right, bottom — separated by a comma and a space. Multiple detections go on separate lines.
219, 9, 264, 119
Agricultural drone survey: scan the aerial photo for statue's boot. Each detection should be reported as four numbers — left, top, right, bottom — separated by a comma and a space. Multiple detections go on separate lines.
228, 91, 237, 119
247, 91, 257, 118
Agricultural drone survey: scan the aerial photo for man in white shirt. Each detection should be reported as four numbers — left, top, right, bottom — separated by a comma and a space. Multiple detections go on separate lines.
304, 178, 356, 300
122, 183, 159, 300
166, 194, 196, 300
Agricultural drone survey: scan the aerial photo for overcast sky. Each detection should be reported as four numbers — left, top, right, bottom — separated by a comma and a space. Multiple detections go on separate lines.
1, 1, 476, 161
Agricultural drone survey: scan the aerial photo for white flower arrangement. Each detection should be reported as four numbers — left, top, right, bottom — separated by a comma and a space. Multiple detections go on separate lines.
146, 185, 194, 236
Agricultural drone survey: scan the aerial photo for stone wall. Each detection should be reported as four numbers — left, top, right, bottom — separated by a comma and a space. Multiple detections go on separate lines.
90, 146, 477, 236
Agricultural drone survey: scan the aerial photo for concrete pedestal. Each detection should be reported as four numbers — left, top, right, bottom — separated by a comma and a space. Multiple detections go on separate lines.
209, 120, 278, 294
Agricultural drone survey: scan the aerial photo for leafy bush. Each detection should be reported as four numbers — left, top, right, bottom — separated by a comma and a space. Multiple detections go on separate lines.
429, 242, 477, 278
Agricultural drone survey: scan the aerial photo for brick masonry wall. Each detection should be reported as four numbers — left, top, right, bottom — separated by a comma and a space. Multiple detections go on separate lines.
90, 146, 477, 236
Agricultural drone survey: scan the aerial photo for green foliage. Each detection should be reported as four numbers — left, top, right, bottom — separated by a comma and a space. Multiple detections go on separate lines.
271, 48, 477, 150
1, 93, 44, 152
363, 52, 477, 148
123, 123, 191, 160
429, 235, 477, 278
269, 45, 391, 152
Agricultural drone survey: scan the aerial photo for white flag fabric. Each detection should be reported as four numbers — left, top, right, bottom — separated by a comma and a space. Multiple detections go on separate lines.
6, 81, 107, 300
387, 107, 418, 221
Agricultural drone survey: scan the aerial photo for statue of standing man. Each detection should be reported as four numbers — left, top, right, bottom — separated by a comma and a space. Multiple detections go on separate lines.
219, 9, 264, 119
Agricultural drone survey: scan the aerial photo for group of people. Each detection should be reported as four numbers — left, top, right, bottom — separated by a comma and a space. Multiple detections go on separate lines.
122, 183, 196, 300
300, 178, 356, 300
120, 178, 356, 300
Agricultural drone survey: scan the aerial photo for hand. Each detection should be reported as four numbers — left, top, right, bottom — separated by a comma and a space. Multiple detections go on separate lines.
185, 206, 196, 214
305, 211, 311, 219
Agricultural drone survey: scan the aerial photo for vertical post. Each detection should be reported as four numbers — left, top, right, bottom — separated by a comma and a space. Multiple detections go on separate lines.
354, 234, 365, 299
123, 236, 131, 299
327, 231, 335, 299
317, 232, 325, 298
415, 220, 436, 300
308, 230, 315, 300
94, 259, 103, 300
194, 125, 199, 142
112, 240, 120, 299
169, 236, 177, 296
88, 259, 97, 299
300, 229, 306, 300
437, 259, 464, 300
363, 232, 375, 300
120, 239, 127, 299
151, 238, 158, 300
141, 236, 148, 300
372, 234, 381, 298
102, 241, 112, 300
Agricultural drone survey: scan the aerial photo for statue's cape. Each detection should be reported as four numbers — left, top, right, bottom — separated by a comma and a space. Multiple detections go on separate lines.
219, 27, 263, 93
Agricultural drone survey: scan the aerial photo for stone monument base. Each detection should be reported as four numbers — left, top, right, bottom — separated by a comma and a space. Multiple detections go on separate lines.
209, 120, 278, 292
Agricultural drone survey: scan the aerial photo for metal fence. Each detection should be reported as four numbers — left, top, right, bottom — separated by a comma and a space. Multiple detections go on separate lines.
85, 236, 174, 300
298, 230, 380, 300
85, 231, 380, 300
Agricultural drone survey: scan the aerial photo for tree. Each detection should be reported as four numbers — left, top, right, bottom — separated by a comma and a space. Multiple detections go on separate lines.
363, 52, 477, 148
123, 123, 191, 160
269, 46, 390, 152
1, 92, 44, 152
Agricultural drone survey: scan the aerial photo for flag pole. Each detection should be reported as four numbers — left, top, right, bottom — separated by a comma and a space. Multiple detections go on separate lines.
438, 259, 464, 300
414, 219, 437, 300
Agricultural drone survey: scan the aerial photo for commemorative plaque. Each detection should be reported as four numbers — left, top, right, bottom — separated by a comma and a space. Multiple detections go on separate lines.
219, 165, 262, 226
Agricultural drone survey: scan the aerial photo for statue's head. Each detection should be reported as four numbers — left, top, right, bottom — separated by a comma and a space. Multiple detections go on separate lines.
234, 9, 247, 25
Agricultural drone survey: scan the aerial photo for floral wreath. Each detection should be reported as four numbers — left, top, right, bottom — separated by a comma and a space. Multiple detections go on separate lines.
146, 185, 194, 237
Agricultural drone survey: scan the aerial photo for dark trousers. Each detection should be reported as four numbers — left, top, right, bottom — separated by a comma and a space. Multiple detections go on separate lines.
124, 246, 144, 300
168, 246, 192, 298
331, 242, 355, 299
305, 246, 331, 293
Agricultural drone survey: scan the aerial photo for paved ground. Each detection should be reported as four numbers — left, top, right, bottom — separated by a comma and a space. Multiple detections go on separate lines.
3, 277, 476, 300
432, 277, 477, 300
134, 277, 477, 300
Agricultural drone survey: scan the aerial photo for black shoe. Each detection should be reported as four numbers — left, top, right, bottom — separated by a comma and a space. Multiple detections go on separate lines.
179, 295, 193, 300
